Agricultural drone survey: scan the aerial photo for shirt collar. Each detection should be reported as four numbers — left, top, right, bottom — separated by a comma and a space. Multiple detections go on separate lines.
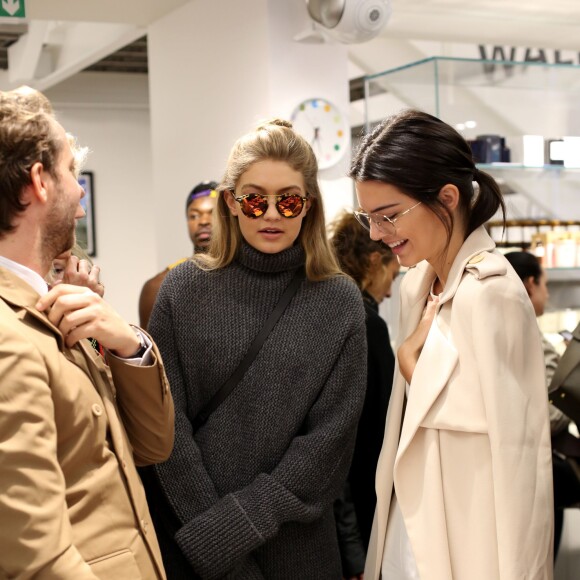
0, 255, 49, 297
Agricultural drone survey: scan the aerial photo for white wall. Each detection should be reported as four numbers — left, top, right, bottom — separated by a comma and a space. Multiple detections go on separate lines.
45, 72, 158, 323
147, 0, 353, 270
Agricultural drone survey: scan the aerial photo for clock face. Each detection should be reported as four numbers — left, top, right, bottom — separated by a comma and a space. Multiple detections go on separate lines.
290, 98, 348, 170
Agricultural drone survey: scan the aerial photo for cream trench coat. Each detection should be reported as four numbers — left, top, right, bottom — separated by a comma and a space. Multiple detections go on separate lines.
365, 227, 554, 580
0, 268, 174, 579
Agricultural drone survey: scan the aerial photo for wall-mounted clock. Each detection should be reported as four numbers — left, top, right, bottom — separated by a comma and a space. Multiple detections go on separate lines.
290, 97, 348, 170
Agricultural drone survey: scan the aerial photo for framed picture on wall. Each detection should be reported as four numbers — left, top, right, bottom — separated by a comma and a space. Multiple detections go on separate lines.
77, 171, 96, 256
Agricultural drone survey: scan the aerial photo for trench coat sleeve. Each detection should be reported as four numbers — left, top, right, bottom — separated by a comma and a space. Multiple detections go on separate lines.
471, 282, 554, 577
0, 327, 98, 579
107, 333, 175, 466
173, 323, 367, 579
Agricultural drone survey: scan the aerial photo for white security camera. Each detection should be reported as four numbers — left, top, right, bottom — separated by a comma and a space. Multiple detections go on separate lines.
306, 0, 391, 44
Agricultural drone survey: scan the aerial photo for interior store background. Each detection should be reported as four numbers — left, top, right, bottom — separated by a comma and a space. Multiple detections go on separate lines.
2, 0, 580, 576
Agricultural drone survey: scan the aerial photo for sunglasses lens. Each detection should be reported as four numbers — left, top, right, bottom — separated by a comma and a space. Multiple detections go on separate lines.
240, 194, 268, 218
277, 195, 304, 218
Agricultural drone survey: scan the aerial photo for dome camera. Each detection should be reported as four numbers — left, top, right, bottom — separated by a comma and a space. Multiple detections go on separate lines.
306, 0, 391, 44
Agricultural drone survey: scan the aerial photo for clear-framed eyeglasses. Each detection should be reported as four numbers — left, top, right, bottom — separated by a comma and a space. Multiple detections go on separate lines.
354, 201, 422, 235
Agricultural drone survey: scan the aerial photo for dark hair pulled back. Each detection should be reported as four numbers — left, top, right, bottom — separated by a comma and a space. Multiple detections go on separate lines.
349, 109, 506, 239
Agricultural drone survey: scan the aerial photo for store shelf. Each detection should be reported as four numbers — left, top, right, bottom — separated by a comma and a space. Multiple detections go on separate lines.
477, 163, 575, 172
547, 268, 580, 283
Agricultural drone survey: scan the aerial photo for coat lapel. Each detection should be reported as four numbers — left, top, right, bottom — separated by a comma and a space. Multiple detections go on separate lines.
395, 227, 496, 465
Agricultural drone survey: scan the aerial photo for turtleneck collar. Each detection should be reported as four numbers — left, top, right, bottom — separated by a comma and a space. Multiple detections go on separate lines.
236, 241, 305, 274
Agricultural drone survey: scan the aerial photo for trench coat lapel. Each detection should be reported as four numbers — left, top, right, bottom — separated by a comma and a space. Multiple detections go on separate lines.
395, 227, 496, 465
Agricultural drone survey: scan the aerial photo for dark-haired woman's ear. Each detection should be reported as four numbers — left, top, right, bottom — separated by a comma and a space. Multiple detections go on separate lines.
437, 184, 460, 211
224, 190, 238, 216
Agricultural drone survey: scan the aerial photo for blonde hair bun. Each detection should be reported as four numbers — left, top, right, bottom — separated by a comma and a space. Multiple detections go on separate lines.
255, 118, 293, 131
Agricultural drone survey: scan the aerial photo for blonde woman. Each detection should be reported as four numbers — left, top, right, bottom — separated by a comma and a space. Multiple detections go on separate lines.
142, 119, 367, 579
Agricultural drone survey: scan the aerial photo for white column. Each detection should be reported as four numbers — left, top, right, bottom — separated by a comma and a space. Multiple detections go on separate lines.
148, 0, 353, 270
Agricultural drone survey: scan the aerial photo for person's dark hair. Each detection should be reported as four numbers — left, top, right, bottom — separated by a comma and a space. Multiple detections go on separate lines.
329, 211, 394, 289
349, 109, 506, 241
186, 180, 219, 211
504, 251, 542, 284
0, 89, 61, 237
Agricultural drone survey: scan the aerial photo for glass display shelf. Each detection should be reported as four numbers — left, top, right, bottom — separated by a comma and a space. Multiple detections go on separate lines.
363, 56, 580, 138
363, 56, 580, 310
477, 163, 579, 172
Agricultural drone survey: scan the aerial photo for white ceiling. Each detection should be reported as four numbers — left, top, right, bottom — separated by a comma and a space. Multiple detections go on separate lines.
383, 0, 580, 49
1, 0, 580, 90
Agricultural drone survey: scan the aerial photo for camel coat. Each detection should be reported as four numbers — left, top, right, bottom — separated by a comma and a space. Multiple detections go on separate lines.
365, 227, 554, 580
0, 267, 174, 579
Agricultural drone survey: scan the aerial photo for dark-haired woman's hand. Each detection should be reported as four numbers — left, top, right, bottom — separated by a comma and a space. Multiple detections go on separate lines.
398, 295, 439, 384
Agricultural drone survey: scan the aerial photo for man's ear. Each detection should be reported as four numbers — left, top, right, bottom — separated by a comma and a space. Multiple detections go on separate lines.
224, 190, 238, 216
523, 275, 535, 298
28, 161, 49, 204
437, 184, 460, 211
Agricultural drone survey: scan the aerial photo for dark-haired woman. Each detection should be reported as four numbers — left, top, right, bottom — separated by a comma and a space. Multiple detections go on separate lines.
351, 109, 553, 579
505, 250, 580, 560
142, 119, 367, 579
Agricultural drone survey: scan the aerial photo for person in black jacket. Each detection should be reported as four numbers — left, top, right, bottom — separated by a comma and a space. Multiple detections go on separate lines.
330, 212, 399, 578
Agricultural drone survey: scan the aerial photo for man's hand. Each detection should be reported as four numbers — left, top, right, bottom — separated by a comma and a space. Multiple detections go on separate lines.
36, 284, 140, 357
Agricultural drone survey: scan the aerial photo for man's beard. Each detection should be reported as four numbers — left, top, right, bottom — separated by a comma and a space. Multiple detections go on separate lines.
42, 183, 77, 268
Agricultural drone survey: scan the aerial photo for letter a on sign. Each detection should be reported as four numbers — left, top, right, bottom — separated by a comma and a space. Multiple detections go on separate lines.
0, 0, 25, 18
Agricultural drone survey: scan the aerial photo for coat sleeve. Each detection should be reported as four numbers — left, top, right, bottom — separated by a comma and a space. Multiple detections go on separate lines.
0, 325, 99, 579
471, 279, 554, 577
173, 321, 367, 579
107, 332, 175, 466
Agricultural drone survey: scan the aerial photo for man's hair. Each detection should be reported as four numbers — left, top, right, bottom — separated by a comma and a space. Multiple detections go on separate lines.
0, 88, 62, 237
185, 180, 218, 211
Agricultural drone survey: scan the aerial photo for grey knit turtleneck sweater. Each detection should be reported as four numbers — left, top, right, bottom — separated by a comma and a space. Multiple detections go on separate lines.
146, 242, 367, 580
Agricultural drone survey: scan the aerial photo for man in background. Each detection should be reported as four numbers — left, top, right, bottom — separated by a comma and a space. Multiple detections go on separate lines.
0, 87, 174, 579
139, 180, 217, 329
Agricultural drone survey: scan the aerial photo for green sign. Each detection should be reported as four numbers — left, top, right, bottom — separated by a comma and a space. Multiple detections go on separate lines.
0, 0, 25, 18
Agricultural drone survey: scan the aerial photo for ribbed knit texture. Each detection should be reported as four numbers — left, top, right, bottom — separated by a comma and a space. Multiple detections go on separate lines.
145, 242, 367, 579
